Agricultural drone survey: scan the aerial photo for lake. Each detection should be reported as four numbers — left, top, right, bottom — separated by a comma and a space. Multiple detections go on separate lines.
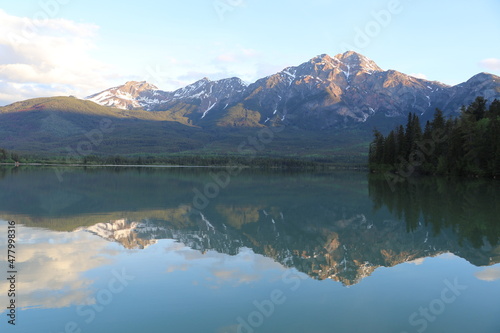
0, 166, 499, 333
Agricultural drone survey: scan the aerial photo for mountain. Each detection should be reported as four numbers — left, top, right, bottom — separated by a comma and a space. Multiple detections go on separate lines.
146, 77, 247, 115
74, 210, 498, 285
1, 51, 499, 155
228, 52, 451, 129
440, 72, 500, 112
87, 81, 159, 110
0, 96, 211, 154
87, 77, 247, 116
85, 51, 500, 129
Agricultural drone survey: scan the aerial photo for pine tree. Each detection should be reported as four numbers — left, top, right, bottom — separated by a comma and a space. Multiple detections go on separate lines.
11, 152, 18, 161
413, 113, 423, 144
447, 125, 465, 175
404, 113, 423, 156
369, 129, 385, 170
431, 108, 446, 131
466, 96, 487, 121
423, 120, 432, 140
0, 148, 7, 161
404, 113, 414, 156
394, 125, 404, 158
383, 130, 397, 165
488, 99, 500, 119
369, 97, 498, 178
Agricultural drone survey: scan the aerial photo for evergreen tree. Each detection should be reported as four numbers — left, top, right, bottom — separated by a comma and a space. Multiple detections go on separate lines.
404, 113, 414, 156
488, 99, 500, 119
0, 148, 7, 161
383, 130, 397, 165
423, 121, 432, 140
431, 108, 446, 131
413, 113, 423, 145
368, 97, 500, 178
369, 129, 385, 170
404, 113, 422, 156
466, 96, 487, 121
10, 152, 19, 162
431, 108, 448, 169
396, 125, 406, 160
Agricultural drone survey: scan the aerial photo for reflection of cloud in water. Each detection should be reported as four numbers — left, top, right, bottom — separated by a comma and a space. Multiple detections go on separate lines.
475, 266, 500, 281
166, 264, 189, 273
164, 245, 282, 287
0, 221, 114, 312
408, 258, 425, 265
211, 269, 260, 285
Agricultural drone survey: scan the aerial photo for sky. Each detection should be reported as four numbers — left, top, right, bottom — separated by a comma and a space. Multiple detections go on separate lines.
0, 0, 499, 106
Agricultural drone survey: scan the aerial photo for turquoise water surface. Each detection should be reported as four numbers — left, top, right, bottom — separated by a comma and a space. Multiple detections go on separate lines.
0, 167, 499, 333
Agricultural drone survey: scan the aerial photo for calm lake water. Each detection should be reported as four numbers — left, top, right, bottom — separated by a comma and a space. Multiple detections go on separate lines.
0, 167, 499, 333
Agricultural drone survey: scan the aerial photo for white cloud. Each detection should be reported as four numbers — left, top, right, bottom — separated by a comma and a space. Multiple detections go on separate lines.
142, 46, 273, 91
207, 47, 287, 84
0, 81, 72, 105
215, 48, 260, 64
0, 8, 291, 105
0, 9, 119, 105
479, 58, 500, 72
410, 73, 428, 80
217, 53, 238, 63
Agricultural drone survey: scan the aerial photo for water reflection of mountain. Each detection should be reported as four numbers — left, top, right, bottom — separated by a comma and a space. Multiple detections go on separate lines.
79, 207, 498, 285
1, 167, 499, 286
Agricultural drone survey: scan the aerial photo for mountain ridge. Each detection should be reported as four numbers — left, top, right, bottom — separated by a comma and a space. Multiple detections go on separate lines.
1, 51, 499, 155
84, 51, 500, 128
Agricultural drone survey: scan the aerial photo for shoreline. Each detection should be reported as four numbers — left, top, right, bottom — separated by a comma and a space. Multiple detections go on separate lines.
0, 162, 369, 170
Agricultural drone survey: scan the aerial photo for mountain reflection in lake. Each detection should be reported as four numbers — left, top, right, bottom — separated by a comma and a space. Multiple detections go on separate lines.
0, 167, 499, 333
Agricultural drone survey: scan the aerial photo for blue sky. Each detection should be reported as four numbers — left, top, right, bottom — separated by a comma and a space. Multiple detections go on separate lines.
0, 0, 499, 105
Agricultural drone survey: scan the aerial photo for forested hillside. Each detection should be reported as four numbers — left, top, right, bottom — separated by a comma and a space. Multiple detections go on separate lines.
369, 97, 500, 177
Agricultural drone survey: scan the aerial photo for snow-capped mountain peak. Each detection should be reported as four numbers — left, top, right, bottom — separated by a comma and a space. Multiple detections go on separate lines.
334, 51, 383, 74
86, 81, 159, 110
84, 51, 499, 127
86, 77, 248, 117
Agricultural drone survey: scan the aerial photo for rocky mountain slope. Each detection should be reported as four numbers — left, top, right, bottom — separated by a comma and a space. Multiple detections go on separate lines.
1, 51, 499, 155
86, 51, 500, 129
87, 81, 160, 110
75, 208, 499, 286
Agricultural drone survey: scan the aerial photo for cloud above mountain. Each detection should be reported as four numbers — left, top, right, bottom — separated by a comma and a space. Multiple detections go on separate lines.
0, 9, 117, 105
480, 58, 500, 72
0, 9, 280, 106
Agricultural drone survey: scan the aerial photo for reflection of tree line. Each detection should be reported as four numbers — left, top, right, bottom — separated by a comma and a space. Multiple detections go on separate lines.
368, 174, 500, 248
2, 166, 499, 285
